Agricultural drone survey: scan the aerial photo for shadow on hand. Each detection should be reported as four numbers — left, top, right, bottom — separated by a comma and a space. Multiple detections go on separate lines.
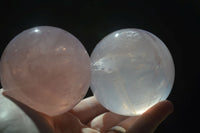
3, 94, 54, 133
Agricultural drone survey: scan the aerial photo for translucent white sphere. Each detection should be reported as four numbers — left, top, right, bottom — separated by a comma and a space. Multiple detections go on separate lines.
90, 28, 175, 116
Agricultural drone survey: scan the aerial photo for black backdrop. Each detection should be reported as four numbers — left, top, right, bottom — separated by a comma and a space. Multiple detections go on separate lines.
0, 0, 199, 132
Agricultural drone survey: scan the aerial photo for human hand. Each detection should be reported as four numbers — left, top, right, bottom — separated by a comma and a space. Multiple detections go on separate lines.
49, 97, 173, 133
0, 89, 173, 133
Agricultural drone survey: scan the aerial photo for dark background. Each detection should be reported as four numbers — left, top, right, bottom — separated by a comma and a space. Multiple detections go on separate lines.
0, 0, 199, 132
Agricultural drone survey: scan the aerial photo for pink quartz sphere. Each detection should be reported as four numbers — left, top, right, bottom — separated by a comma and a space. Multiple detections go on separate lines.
0, 26, 91, 116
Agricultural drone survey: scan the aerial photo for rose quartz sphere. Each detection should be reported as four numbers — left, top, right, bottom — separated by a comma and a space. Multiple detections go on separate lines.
0, 26, 91, 116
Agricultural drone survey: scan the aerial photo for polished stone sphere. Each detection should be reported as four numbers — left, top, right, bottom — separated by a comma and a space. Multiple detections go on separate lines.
90, 29, 175, 116
0, 26, 90, 116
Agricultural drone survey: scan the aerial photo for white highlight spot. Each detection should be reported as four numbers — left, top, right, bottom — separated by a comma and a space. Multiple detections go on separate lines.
115, 33, 119, 37
34, 28, 40, 33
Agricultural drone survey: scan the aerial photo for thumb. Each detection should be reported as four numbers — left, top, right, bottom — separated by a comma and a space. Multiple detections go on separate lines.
126, 100, 174, 133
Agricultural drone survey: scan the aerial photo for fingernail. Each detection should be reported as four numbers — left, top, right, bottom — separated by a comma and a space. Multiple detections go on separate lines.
106, 126, 126, 133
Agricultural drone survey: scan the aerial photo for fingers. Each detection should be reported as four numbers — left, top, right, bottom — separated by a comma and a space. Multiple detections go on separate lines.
52, 112, 87, 133
104, 115, 139, 133
69, 96, 108, 124
126, 100, 174, 133
88, 112, 128, 132
114, 116, 139, 130
81, 128, 100, 133
106, 100, 173, 133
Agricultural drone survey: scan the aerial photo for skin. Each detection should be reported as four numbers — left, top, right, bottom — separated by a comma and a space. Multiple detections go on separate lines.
4, 94, 173, 133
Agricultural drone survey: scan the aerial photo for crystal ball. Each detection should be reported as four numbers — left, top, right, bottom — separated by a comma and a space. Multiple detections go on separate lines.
90, 28, 175, 116
0, 26, 91, 116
